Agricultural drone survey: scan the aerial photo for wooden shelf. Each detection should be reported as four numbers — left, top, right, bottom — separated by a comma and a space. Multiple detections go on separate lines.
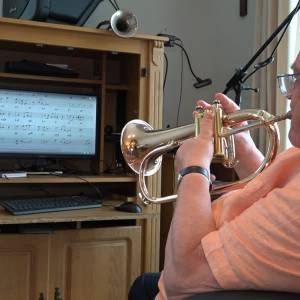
0, 174, 136, 184
0, 73, 132, 91
106, 84, 130, 91
0, 200, 155, 225
0, 72, 103, 85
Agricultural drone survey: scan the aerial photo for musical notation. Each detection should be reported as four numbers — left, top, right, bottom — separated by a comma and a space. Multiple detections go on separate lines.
0, 89, 97, 155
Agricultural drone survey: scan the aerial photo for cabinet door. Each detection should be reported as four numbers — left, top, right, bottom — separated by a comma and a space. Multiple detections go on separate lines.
50, 226, 141, 300
0, 234, 50, 300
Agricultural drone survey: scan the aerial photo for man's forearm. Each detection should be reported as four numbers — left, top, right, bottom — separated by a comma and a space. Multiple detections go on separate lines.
163, 173, 217, 295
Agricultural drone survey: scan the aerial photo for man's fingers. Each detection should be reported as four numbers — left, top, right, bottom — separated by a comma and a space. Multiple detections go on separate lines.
214, 93, 240, 113
199, 110, 214, 140
196, 100, 211, 109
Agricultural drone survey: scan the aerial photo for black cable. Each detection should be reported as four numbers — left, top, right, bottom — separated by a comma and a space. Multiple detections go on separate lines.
73, 174, 104, 199
163, 52, 169, 90
158, 33, 211, 88
96, 0, 119, 29
108, 0, 118, 11
113, 0, 120, 10
176, 41, 184, 126
173, 41, 212, 88
159, 33, 211, 125
96, 20, 110, 29
174, 41, 199, 81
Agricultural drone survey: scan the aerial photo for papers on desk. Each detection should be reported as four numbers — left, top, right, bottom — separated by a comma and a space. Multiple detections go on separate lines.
1, 172, 27, 178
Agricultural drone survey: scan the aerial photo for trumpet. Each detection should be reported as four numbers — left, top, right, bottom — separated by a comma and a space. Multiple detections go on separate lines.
120, 100, 291, 204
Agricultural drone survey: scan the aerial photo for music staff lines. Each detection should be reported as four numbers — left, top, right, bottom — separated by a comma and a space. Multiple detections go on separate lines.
0, 110, 93, 122
0, 89, 97, 152
0, 94, 95, 109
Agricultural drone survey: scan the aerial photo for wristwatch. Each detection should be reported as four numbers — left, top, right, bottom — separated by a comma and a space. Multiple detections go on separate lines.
177, 165, 212, 191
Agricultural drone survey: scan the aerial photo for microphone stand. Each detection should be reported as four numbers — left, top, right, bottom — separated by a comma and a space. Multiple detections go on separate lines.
223, 0, 300, 105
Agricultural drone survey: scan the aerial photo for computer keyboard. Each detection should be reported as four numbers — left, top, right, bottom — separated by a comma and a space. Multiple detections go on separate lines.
1, 196, 102, 215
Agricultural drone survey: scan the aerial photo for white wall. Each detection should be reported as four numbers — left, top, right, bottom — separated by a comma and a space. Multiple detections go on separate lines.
86, 0, 257, 128
0, 0, 257, 128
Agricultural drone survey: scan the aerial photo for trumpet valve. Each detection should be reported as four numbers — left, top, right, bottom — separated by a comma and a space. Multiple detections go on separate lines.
213, 100, 225, 158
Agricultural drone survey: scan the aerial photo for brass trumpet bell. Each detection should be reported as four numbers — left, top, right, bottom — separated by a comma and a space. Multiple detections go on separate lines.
120, 119, 163, 176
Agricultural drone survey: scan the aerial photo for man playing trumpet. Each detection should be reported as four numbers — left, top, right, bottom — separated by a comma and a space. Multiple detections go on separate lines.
129, 51, 300, 299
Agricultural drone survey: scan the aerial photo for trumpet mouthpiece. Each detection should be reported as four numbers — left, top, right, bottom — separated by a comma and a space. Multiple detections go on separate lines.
286, 111, 292, 119
267, 111, 292, 124
274, 111, 292, 122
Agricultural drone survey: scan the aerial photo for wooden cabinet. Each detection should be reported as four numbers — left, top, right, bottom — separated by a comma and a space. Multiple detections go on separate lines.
50, 227, 141, 300
0, 227, 141, 300
0, 234, 50, 300
0, 17, 166, 299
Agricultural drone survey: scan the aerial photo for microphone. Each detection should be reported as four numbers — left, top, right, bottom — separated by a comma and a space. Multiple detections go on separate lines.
193, 78, 212, 89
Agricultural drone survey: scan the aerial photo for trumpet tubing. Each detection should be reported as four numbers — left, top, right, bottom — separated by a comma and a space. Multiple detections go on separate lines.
120, 100, 291, 204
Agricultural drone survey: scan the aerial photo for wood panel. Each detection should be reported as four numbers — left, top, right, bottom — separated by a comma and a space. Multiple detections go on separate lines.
50, 227, 141, 300
133, 39, 165, 273
0, 234, 50, 300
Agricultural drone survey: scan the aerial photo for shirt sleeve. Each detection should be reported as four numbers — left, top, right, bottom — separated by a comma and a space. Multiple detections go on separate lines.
201, 185, 300, 293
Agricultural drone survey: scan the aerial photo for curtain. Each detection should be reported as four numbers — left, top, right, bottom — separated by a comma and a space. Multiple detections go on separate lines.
251, 0, 279, 153
251, 0, 300, 152
276, 0, 300, 151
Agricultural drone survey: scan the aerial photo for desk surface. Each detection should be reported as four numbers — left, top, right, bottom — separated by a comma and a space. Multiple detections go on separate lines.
0, 200, 155, 224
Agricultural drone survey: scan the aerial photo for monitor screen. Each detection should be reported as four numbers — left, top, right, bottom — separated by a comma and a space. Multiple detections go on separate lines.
0, 88, 99, 158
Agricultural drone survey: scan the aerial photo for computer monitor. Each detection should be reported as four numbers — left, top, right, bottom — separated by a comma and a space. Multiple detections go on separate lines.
3, 0, 104, 26
0, 88, 99, 158
48, 0, 104, 25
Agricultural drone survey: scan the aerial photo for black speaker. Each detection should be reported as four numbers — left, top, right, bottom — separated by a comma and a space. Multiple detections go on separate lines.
3, 0, 50, 21
3, 0, 103, 25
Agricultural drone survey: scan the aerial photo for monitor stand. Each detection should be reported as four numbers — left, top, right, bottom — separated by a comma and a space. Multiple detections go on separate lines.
28, 158, 62, 173
31, 158, 50, 172
26, 159, 63, 175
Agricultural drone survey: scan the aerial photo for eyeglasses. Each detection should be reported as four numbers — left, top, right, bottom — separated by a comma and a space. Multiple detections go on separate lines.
277, 73, 300, 97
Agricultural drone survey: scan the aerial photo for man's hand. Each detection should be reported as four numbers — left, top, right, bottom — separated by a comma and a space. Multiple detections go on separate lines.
196, 93, 264, 179
175, 110, 214, 173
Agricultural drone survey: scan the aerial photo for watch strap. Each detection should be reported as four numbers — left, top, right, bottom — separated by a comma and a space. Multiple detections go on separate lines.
177, 165, 211, 190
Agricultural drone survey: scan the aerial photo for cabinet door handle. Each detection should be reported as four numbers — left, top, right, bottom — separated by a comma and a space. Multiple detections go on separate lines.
54, 287, 62, 300
38, 292, 45, 300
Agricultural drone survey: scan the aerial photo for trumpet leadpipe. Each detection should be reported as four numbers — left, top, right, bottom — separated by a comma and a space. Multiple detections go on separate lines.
220, 110, 292, 138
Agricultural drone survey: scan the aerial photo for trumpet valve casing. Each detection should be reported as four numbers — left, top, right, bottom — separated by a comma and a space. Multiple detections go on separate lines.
213, 100, 226, 159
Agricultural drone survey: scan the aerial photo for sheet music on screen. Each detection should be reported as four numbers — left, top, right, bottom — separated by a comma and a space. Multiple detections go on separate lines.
0, 89, 98, 156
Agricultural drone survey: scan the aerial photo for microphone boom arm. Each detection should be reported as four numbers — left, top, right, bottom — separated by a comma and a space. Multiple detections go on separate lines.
223, 0, 300, 105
